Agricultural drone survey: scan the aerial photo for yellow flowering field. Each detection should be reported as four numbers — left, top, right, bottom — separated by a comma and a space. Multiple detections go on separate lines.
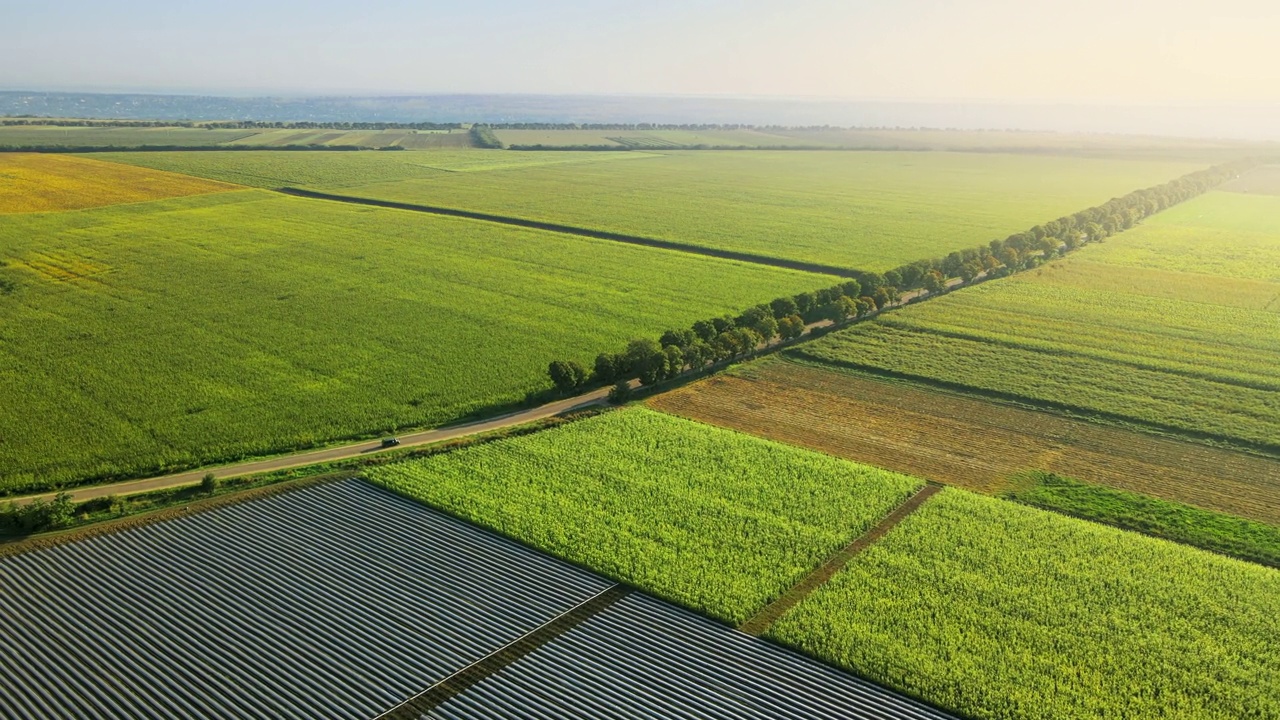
0, 153, 238, 213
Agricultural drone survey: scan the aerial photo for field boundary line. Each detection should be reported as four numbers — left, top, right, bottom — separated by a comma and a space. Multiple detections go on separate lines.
275, 187, 861, 278
376, 584, 630, 719
738, 484, 942, 637
783, 354, 1280, 459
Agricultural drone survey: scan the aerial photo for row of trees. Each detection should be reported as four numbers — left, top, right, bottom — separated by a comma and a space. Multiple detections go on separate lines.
547, 278, 894, 392
546, 159, 1254, 397
470, 125, 504, 149
862, 159, 1257, 296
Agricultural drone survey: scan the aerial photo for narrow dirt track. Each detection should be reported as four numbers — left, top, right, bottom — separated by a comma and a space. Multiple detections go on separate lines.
738, 484, 942, 637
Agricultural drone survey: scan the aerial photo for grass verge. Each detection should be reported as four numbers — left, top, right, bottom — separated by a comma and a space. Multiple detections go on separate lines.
1007, 471, 1280, 568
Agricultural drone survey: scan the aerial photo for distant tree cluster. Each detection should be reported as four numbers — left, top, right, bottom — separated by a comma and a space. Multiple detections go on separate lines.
545, 159, 1253, 398
469, 125, 504, 149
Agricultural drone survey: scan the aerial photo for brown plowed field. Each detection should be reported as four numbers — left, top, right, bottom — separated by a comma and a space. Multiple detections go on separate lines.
649, 360, 1280, 524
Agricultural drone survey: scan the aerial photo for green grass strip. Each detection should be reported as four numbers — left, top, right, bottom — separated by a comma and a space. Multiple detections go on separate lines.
1008, 471, 1280, 568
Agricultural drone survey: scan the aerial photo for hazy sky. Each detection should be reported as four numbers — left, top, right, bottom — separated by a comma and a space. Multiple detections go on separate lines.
6, 0, 1278, 103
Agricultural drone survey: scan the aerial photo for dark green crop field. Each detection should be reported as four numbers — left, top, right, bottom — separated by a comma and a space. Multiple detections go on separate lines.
0, 190, 834, 494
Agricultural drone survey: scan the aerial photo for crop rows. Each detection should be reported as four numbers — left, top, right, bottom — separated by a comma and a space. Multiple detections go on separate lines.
784, 189, 1280, 450
769, 488, 1280, 720
365, 407, 922, 624
1008, 471, 1280, 566
1077, 189, 1280, 282
326, 151, 1200, 271
648, 359, 1280, 522
100, 149, 648, 188
0, 192, 834, 494
0, 153, 237, 213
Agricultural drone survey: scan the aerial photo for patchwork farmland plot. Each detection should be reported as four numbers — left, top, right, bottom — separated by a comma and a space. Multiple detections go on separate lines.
1008, 471, 1280, 567
793, 191, 1280, 451
224, 127, 474, 149
0, 125, 258, 147
0, 191, 835, 494
769, 489, 1280, 720
649, 359, 1280, 523
0, 478, 956, 720
0, 153, 236, 213
365, 407, 922, 624
334, 151, 1199, 271
99, 148, 653, 188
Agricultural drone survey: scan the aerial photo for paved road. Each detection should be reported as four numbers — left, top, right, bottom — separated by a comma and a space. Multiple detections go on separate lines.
15, 387, 615, 506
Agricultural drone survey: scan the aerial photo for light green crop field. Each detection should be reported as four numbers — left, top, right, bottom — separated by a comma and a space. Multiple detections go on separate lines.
0, 125, 259, 147
494, 127, 1261, 159
1221, 164, 1280, 196
365, 407, 922, 624
0, 191, 834, 495
1080, 189, 1280, 282
98, 149, 653, 188
494, 128, 832, 148
769, 489, 1280, 720
334, 151, 1199, 271
225, 128, 474, 149
793, 192, 1280, 450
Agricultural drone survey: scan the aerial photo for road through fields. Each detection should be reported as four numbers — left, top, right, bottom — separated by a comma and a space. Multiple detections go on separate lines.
15, 386, 615, 505
12, 294, 933, 507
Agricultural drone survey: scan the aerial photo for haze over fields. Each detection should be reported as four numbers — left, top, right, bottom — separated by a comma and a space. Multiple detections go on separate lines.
4, 0, 1280, 139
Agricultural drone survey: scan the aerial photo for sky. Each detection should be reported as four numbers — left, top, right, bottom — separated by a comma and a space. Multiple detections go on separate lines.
5, 0, 1279, 105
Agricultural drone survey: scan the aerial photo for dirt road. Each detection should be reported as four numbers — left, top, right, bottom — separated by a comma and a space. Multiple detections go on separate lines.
14, 387, 614, 506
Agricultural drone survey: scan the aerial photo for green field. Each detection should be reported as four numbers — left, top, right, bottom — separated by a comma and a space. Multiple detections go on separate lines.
365, 407, 922, 624
0, 124, 471, 149
224, 128, 473, 149
0, 191, 834, 494
792, 191, 1280, 449
104, 150, 1199, 272
770, 489, 1280, 720
1009, 471, 1280, 567
97, 149, 652, 188
0, 125, 259, 147
494, 127, 1260, 159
